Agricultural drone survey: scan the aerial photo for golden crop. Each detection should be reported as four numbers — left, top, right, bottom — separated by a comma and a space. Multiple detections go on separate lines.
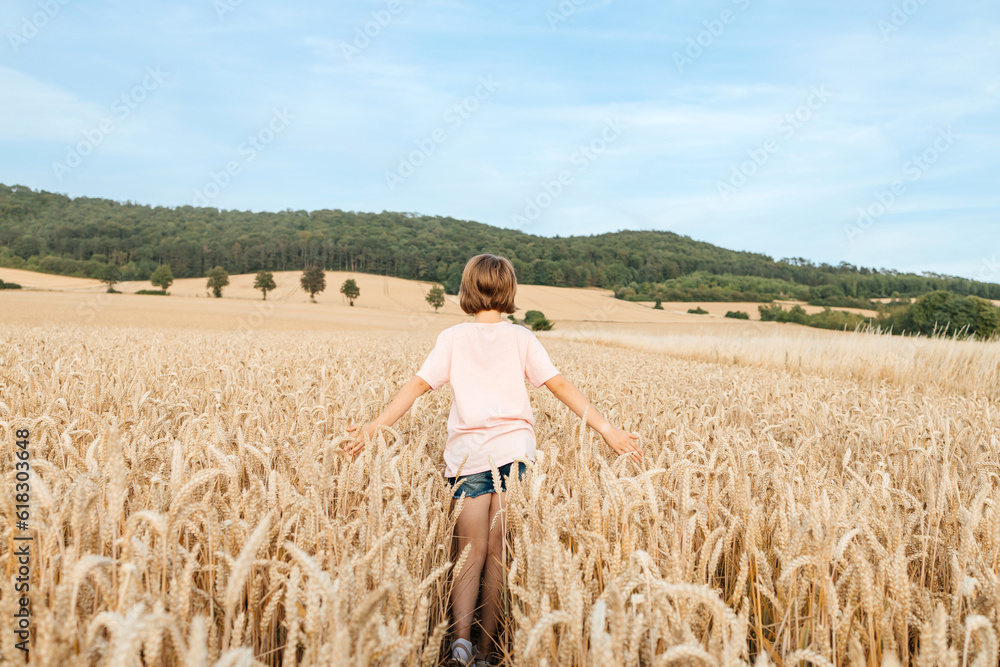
1, 323, 999, 666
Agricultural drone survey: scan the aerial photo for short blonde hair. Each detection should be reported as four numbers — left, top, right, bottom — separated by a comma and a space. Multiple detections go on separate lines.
458, 254, 518, 315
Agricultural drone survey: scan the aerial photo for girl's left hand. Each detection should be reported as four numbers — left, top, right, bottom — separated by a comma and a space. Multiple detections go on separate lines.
344, 422, 379, 455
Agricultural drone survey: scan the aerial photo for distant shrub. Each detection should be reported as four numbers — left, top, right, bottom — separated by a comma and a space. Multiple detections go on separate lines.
136, 289, 167, 295
688, 307, 708, 315
760, 304, 870, 332
759, 304, 808, 324
0, 279, 22, 289
620, 285, 773, 303
522, 310, 554, 331
808, 295, 876, 309
725, 310, 750, 320
523, 310, 545, 325
531, 317, 554, 331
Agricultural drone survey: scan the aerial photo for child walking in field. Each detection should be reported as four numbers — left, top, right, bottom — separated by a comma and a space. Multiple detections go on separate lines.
345, 254, 642, 666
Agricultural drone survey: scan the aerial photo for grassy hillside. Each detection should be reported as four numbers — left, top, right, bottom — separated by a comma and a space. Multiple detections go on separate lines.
2, 183, 998, 301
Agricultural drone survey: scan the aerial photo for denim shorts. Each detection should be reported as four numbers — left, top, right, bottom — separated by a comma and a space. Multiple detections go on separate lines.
446, 461, 527, 499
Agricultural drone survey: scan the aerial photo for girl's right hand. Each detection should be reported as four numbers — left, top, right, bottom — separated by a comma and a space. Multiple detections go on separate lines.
344, 422, 379, 455
600, 427, 643, 461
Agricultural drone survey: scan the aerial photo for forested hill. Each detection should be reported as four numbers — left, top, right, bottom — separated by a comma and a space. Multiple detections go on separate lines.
2, 183, 998, 300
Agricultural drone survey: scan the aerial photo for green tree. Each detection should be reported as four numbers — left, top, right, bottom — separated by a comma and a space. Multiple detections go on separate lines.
150, 264, 174, 293
206, 266, 229, 298
425, 284, 445, 312
340, 278, 360, 306
254, 270, 276, 300
101, 264, 121, 293
301, 266, 326, 302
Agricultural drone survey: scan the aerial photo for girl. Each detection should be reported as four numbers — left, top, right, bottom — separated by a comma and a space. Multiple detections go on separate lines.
345, 253, 642, 666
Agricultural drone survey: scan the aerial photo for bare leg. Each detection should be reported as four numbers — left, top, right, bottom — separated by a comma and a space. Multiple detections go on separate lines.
451, 494, 492, 644
478, 491, 507, 657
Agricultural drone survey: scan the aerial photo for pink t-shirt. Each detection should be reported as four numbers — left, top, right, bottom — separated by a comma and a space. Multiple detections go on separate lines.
416, 321, 560, 478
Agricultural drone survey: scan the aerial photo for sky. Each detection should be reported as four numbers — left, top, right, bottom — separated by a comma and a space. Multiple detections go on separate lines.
2, 0, 998, 281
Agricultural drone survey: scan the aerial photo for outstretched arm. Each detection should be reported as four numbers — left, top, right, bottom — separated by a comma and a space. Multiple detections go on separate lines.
344, 375, 432, 455
543, 374, 643, 460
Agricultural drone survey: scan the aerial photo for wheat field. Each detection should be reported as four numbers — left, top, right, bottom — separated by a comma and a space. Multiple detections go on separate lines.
2, 322, 999, 666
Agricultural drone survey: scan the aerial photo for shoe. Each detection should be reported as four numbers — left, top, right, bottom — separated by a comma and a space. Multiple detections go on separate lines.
450, 639, 475, 666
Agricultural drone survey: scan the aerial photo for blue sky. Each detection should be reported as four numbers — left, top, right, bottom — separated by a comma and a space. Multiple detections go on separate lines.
2, 0, 998, 280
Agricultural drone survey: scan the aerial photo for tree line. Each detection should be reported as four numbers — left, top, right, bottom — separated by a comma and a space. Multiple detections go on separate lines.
99, 263, 558, 330
756, 292, 1000, 340
615, 270, 1000, 306
2, 183, 998, 301
108, 263, 364, 305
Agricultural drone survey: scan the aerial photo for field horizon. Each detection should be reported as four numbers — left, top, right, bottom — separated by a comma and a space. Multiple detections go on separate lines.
0, 266, 886, 333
